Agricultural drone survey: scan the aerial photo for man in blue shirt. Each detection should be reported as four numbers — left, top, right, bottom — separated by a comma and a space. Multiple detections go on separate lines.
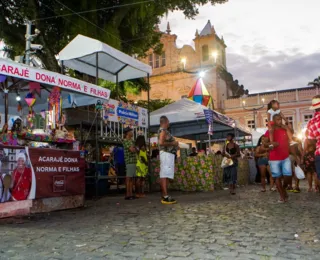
112, 146, 125, 184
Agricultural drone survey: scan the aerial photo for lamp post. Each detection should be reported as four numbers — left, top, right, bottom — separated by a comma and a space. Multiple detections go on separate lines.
242, 98, 265, 131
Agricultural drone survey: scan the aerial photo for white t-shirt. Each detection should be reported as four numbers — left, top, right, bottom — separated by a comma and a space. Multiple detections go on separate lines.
267, 109, 281, 121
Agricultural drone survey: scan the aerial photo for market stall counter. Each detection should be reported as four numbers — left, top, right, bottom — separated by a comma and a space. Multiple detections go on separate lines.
149, 155, 250, 192
0, 145, 85, 218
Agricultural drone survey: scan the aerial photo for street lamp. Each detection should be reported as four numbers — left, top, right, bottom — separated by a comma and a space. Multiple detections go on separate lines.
180, 51, 218, 75
242, 98, 265, 131
212, 51, 218, 63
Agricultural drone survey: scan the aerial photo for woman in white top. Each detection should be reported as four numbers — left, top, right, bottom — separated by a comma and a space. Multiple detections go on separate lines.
267, 100, 296, 148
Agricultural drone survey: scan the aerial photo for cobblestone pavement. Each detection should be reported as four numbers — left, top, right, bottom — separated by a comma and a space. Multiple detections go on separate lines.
1, 183, 320, 260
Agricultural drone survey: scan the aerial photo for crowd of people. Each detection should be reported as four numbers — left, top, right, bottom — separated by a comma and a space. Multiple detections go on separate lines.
116, 95, 320, 205
251, 97, 320, 202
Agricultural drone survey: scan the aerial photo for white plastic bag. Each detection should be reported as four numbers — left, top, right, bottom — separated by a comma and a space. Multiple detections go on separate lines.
295, 166, 305, 180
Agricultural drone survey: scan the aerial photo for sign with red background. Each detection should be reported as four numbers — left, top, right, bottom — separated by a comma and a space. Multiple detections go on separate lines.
28, 148, 85, 199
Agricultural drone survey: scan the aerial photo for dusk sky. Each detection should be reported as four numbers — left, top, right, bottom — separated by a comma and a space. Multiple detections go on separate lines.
160, 0, 320, 94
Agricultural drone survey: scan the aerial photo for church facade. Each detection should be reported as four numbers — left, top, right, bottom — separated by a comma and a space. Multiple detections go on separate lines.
131, 20, 232, 111
134, 20, 316, 135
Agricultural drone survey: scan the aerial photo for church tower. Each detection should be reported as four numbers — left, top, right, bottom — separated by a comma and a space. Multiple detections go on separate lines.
136, 20, 230, 111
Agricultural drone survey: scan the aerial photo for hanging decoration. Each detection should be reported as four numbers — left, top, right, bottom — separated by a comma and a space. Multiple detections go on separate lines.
95, 100, 103, 111
48, 87, 61, 129
0, 74, 6, 83
24, 92, 36, 107
24, 93, 36, 130
27, 110, 35, 129
17, 102, 22, 112
29, 82, 41, 96
187, 78, 212, 107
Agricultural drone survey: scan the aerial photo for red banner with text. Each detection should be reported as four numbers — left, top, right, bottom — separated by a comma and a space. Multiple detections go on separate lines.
28, 148, 85, 199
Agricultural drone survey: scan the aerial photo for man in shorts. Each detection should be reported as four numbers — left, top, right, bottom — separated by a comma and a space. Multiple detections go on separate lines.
306, 95, 320, 190
265, 114, 292, 203
123, 128, 137, 200
158, 116, 179, 204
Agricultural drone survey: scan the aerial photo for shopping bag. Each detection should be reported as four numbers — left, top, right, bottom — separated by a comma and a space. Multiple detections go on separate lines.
221, 157, 234, 168
295, 166, 305, 180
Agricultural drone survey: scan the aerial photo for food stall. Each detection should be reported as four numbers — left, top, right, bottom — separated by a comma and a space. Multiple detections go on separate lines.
149, 98, 252, 191
59, 34, 152, 196
0, 58, 110, 218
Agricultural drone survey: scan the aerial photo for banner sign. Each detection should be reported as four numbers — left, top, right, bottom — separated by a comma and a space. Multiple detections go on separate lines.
103, 99, 148, 127
0, 59, 110, 100
117, 101, 139, 125
0, 147, 85, 204
204, 109, 213, 135
204, 109, 213, 124
29, 148, 85, 198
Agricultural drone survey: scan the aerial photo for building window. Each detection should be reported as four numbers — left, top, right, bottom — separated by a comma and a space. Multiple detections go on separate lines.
286, 116, 294, 128
202, 45, 209, 62
265, 118, 268, 127
161, 52, 166, 67
304, 114, 313, 122
247, 120, 255, 129
148, 54, 153, 68
155, 54, 160, 68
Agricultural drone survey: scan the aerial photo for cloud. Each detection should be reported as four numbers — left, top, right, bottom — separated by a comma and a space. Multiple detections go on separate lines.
227, 52, 320, 93
160, 0, 320, 92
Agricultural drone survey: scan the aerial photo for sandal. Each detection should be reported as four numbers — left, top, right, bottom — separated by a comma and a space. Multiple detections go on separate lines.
261, 189, 266, 192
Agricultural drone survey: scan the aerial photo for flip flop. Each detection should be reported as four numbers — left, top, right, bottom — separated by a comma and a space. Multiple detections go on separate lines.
261, 189, 266, 192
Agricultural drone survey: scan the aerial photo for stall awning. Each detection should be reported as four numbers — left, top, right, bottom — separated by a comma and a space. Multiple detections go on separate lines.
59, 35, 152, 83
0, 58, 110, 115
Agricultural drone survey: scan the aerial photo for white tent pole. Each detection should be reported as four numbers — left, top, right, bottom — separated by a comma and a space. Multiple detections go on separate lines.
95, 52, 99, 85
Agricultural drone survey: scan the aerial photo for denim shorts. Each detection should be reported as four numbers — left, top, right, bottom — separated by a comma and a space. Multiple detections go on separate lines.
315, 155, 320, 180
257, 157, 269, 166
269, 157, 292, 178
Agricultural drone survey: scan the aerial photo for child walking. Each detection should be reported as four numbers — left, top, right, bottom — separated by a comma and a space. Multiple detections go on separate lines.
267, 100, 296, 148
135, 135, 148, 198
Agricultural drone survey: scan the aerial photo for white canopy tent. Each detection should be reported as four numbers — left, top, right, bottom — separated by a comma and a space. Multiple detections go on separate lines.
58, 34, 152, 83
150, 99, 251, 140
150, 98, 207, 126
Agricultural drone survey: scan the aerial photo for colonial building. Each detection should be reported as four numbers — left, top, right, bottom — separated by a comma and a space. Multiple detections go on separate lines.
134, 20, 316, 136
131, 20, 231, 110
224, 87, 317, 134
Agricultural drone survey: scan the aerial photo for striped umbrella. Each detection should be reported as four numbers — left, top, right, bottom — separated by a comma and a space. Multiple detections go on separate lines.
187, 78, 212, 107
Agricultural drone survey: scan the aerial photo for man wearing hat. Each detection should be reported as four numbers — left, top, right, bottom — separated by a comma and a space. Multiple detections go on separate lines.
306, 95, 320, 188
123, 127, 137, 200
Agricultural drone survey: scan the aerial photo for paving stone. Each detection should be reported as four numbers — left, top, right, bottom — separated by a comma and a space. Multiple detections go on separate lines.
0, 185, 319, 260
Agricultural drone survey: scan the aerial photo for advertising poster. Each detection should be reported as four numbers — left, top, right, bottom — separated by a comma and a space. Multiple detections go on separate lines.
103, 99, 148, 127
117, 101, 139, 126
138, 107, 148, 127
0, 146, 85, 204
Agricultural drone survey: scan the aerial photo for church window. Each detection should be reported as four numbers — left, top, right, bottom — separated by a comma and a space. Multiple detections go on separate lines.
155, 54, 160, 68
202, 45, 209, 62
148, 54, 153, 68
161, 52, 166, 67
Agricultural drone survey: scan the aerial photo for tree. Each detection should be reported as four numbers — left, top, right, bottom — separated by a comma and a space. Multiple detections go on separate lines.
135, 99, 173, 112
217, 65, 249, 98
308, 76, 320, 88
0, 0, 228, 72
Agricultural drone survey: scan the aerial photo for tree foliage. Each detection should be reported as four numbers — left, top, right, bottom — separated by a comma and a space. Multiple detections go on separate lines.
217, 65, 248, 98
135, 99, 173, 112
0, 0, 228, 72
308, 76, 320, 88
